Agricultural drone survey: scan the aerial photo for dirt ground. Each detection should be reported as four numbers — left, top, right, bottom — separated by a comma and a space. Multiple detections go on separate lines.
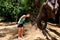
0, 22, 60, 40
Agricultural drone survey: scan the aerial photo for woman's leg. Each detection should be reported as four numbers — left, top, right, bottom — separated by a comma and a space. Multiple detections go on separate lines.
18, 27, 23, 37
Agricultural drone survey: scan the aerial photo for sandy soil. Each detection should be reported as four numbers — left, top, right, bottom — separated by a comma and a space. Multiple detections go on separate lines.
0, 22, 60, 40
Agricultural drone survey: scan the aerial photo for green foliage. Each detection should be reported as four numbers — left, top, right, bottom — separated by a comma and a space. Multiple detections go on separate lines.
0, 0, 44, 22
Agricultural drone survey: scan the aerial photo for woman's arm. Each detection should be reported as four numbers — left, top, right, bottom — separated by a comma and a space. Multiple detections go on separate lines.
55, 0, 58, 9
18, 15, 26, 24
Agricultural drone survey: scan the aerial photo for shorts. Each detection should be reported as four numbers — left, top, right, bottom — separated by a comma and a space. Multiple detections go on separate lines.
17, 24, 23, 27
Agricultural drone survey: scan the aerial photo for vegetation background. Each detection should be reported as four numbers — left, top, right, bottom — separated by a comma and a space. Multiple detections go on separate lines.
0, 0, 44, 22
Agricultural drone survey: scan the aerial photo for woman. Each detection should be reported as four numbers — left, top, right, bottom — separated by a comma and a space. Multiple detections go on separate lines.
17, 13, 30, 40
